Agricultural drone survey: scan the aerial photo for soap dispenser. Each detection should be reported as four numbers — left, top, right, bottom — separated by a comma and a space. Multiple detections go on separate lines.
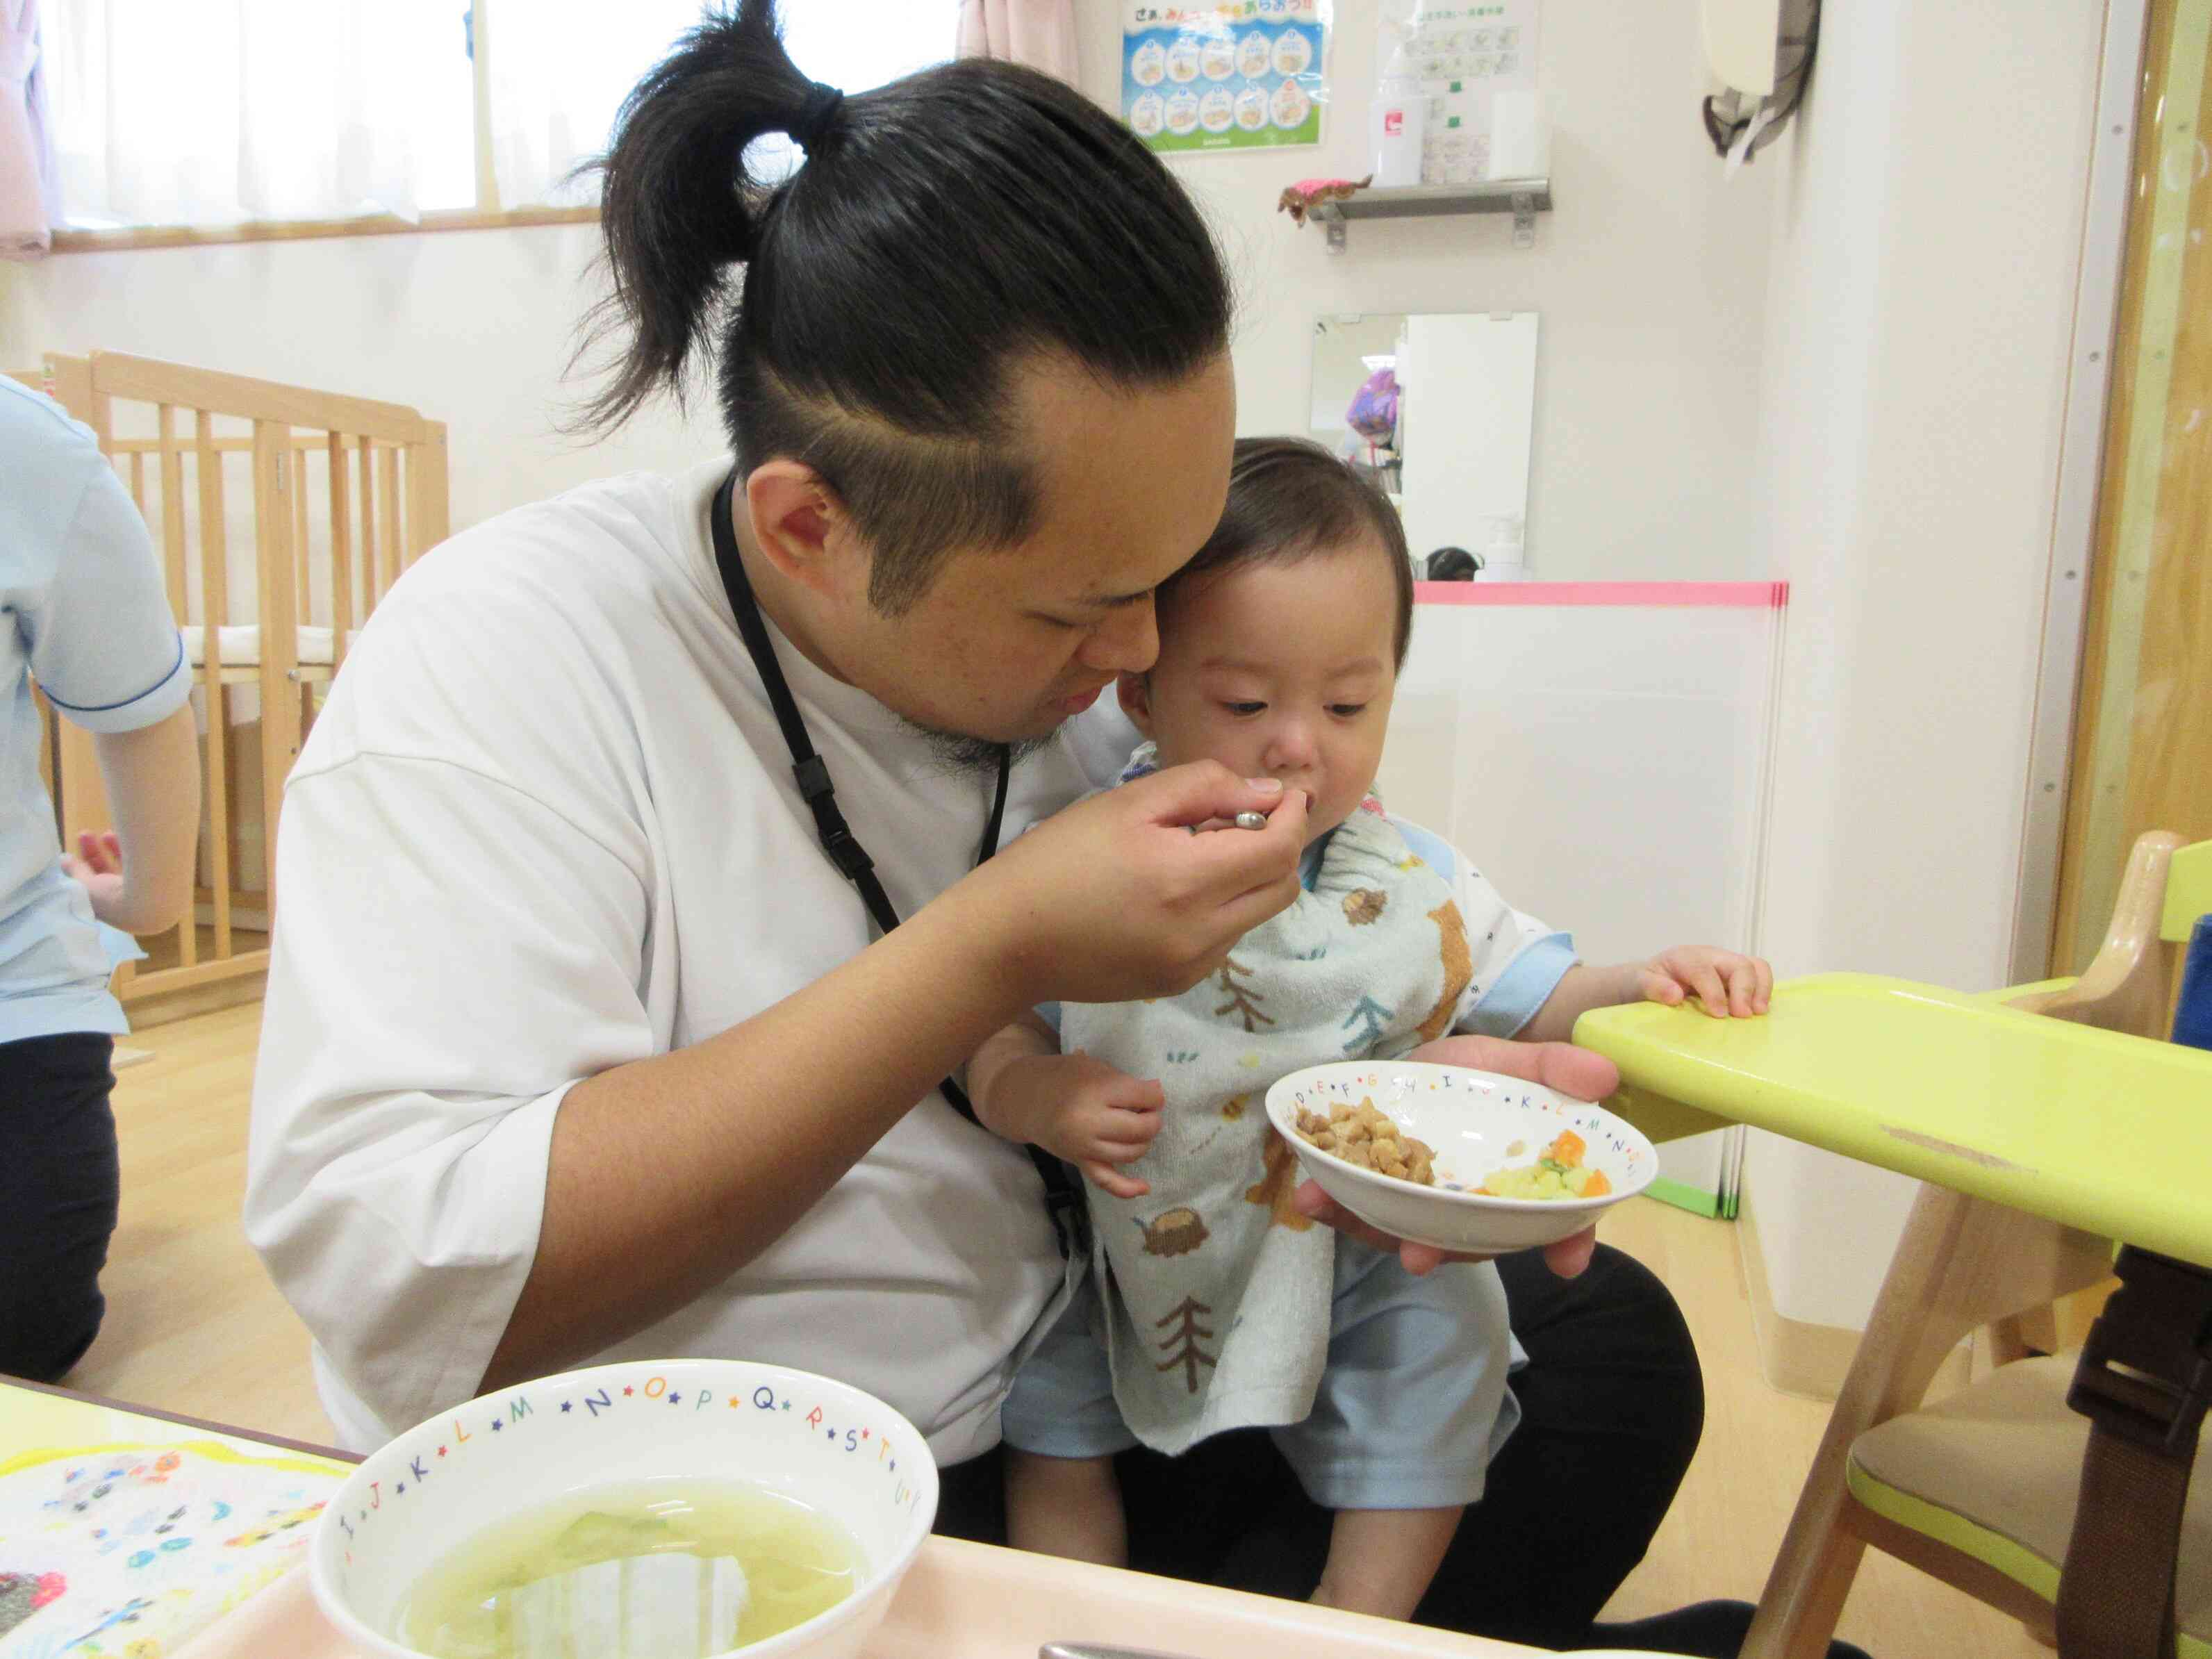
1372, 23, 1428, 188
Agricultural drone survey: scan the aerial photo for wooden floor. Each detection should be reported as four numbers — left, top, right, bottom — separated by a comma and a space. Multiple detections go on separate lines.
70, 1005, 2052, 1658
72, 1002, 327, 1442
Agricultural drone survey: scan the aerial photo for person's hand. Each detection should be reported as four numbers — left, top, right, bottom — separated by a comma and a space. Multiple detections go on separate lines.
975, 1051, 1165, 1199
1289, 1033, 1622, 1280
966, 762, 1308, 1006
1637, 945, 1772, 1018
61, 831, 134, 930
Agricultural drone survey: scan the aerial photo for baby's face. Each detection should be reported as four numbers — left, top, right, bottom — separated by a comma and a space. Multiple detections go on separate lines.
1126, 536, 1398, 844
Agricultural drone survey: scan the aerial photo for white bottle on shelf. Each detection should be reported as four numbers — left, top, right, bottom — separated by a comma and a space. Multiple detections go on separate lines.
1372, 28, 1428, 188
1476, 515, 1530, 581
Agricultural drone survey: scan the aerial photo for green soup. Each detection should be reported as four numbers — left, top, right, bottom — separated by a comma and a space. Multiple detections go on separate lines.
395, 1481, 861, 1658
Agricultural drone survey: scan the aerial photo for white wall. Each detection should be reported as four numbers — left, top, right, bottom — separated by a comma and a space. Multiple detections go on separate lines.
3, 1, 1775, 583
1077, 0, 1776, 581
1742, 0, 2105, 1331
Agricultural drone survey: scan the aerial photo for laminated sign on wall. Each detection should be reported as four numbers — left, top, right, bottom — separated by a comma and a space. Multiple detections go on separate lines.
1380, 0, 1540, 184
1123, 2, 1332, 155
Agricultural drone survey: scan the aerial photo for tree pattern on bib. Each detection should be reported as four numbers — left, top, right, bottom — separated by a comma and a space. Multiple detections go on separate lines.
1212, 957, 1273, 1033
1342, 995, 1392, 1054
1155, 1298, 1217, 1393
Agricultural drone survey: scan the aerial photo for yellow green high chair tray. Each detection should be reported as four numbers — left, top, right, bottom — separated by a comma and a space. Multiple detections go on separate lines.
1574, 971, 2212, 1271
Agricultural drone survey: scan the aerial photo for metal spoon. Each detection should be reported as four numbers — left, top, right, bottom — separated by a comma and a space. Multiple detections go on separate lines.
1187, 811, 1272, 836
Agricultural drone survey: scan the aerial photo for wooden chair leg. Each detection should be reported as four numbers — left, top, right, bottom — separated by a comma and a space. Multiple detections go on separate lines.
1742, 1185, 2107, 1658
1986, 1305, 2061, 1366
1747, 1509, 1870, 1659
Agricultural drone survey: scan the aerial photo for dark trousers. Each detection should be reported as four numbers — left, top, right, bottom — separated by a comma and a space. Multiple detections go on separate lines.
0, 1031, 119, 1383
937, 1241, 1703, 1650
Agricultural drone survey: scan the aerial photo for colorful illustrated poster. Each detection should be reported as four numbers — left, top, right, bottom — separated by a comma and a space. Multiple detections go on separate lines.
1123, 2, 1332, 156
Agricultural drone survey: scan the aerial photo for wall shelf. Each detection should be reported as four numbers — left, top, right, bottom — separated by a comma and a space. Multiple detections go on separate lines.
1312, 179, 1553, 253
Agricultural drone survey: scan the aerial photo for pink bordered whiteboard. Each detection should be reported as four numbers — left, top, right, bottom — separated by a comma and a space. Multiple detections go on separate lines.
1380, 580, 1790, 1214
1414, 580, 1788, 607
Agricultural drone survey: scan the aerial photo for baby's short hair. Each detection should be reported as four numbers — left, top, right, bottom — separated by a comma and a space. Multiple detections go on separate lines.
1162, 436, 1414, 668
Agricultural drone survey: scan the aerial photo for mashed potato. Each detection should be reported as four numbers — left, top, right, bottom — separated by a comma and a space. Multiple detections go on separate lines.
1480, 1129, 1612, 1200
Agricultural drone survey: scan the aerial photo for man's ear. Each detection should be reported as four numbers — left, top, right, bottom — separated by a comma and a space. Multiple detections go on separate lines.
1116, 671, 1155, 737
744, 461, 857, 600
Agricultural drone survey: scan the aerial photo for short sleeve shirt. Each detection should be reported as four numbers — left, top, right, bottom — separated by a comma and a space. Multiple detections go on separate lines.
1, 377, 191, 1041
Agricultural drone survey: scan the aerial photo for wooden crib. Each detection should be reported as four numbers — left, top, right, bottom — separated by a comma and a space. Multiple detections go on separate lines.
17, 352, 449, 1012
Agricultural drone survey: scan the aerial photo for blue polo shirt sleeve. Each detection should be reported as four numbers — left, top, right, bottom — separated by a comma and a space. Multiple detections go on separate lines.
6, 382, 191, 734
1392, 816, 1578, 1039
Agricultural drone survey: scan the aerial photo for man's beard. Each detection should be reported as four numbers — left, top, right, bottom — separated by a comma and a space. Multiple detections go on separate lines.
902, 721, 1053, 779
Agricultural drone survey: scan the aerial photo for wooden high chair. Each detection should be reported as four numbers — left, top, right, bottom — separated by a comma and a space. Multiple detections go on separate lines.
1742, 832, 2212, 1659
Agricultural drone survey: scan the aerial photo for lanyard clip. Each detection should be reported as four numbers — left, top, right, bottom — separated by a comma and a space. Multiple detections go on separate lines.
820, 827, 875, 883
791, 757, 876, 882
793, 755, 835, 803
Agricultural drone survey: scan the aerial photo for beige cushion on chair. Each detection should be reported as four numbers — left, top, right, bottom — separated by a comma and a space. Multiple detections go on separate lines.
1847, 1355, 2212, 1651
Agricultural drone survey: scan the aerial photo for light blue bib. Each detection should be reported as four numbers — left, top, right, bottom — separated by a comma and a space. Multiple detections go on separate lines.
1059, 804, 1473, 1453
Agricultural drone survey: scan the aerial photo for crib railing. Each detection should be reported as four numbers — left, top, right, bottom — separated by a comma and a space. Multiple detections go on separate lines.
34, 352, 449, 1008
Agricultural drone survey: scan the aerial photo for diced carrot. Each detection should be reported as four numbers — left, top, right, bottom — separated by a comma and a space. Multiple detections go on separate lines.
1549, 1129, 1587, 1168
1583, 1169, 1612, 1197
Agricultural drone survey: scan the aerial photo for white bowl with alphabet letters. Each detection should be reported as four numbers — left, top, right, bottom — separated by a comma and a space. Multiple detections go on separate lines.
310, 1358, 939, 1659
1267, 1060, 1657, 1254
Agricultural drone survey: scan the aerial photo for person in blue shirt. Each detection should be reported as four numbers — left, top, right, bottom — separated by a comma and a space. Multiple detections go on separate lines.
2, 374, 199, 1382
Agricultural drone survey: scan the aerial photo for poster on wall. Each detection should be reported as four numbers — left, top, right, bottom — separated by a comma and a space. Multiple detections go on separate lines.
1122, 2, 1332, 156
1384, 0, 1539, 184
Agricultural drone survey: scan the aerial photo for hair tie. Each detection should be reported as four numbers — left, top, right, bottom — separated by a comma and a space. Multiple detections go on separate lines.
790, 81, 845, 153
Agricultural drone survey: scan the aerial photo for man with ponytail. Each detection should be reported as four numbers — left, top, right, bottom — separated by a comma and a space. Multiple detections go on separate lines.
246, 5, 1728, 1649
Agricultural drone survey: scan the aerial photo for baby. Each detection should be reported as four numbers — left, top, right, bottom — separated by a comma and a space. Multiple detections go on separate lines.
968, 436, 1769, 1619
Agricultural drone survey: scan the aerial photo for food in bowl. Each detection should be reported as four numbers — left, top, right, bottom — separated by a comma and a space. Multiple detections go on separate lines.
1478, 1128, 1614, 1200
397, 1480, 859, 1658
1294, 1098, 1438, 1185
1266, 1062, 1656, 1255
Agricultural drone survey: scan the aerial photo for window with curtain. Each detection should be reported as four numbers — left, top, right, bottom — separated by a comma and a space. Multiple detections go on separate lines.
42, 1, 953, 233
44, 0, 474, 227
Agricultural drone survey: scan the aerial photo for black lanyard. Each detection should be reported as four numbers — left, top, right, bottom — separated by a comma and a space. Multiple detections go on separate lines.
709, 469, 1084, 1259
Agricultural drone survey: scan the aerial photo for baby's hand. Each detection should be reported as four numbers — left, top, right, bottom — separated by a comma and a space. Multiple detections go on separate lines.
975, 1053, 1166, 1200
1637, 946, 1772, 1018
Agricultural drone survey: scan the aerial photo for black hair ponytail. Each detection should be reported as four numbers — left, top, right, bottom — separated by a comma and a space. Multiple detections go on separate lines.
579, 0, 818, 432
575, 0, 1233, 613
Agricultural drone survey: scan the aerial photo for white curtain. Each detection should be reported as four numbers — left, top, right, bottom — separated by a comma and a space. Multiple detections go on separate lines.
487, 1, 960, 210
955, 0, 1078, 82
1, 0, 56, 256
44, 0, 454, 227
